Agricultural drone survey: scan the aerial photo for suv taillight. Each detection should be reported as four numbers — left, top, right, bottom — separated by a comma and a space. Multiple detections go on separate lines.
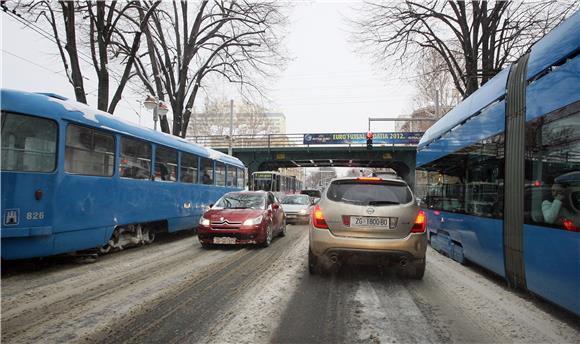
312, 205, 329, 229
411, 210, 426, 233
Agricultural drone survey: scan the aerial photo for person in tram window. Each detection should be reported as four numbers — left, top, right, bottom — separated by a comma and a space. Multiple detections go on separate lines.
542, 182, 579, 228
202, 170, 213, 185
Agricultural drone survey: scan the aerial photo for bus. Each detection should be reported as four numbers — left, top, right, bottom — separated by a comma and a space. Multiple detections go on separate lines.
1, 89, 246, 259
415, 11, 579, 316
251, 171, 303, 196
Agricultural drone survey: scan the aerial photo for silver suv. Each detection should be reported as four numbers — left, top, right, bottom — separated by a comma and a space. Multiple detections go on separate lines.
308, 176, 427, 278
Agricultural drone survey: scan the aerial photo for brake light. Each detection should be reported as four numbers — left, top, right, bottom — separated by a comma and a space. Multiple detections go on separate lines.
563, 219, 579, 232
411, 210, 426, 233
357, 177, 382, 181
312, 205, 329, 229
342, 215, 350, 226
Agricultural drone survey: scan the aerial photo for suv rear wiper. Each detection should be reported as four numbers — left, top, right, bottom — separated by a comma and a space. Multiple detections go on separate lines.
367, 201, 400, 206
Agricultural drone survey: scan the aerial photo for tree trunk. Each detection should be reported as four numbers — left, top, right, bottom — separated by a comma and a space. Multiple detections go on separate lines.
60, 1, 87, 104
96, 1, 109, 111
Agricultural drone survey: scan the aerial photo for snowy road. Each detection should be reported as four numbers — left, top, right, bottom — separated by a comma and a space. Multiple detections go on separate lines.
2, 225, 578, 344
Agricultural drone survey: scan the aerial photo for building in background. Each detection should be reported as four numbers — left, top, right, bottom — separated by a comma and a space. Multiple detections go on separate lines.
396, 105, 453, 132
263, 113, 286, 134
185, 108, 286, 140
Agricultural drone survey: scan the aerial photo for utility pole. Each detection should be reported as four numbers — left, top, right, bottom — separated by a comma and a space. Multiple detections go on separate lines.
228, 99, 234, 156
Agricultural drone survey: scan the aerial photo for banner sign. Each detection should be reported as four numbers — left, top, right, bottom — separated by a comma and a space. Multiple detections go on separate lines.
253, 172, 273, 179
303, 132, 423, 145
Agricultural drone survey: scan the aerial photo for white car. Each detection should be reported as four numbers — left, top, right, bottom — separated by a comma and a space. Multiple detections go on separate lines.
280, 194, 312, 224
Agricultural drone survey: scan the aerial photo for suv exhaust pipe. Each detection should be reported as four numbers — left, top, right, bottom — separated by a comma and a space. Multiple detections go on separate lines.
328, 254, 338, 264
399, 257, 408, 267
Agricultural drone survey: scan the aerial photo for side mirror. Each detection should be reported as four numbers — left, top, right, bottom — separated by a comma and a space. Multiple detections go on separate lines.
209, 203, 214, 208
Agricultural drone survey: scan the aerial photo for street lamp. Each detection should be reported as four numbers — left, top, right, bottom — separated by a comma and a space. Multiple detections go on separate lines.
158, 102, 169, 127
143, 95, 168, 131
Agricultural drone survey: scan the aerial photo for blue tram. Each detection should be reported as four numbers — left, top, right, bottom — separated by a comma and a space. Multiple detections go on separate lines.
1, 89, 246, 259
415, 11, 579, 315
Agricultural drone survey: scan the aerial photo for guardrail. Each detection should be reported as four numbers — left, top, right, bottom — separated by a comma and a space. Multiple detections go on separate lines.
187, 133, 423, 149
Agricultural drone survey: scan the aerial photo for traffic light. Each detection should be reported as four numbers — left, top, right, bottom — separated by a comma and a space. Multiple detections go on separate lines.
366, 131, 373, 150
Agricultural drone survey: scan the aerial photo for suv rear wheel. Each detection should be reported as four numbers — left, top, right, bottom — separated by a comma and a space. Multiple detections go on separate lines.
399, 259, 425, 279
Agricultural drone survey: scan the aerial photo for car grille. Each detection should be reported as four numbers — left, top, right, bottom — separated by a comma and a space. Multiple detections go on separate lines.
211, 219, 242, 230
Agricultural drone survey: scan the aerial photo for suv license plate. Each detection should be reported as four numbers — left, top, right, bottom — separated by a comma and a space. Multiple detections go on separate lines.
213, 237, 236, 244
350, 216, 390, 228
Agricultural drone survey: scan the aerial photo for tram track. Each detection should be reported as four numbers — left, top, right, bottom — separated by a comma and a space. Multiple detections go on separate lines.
96, 227, 305, 344
3, 247, 199, 339
1, 236, 252, 343
2, 232, 197, 298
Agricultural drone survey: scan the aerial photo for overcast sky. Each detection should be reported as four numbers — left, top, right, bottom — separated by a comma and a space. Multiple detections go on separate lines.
1, 1, 416, 134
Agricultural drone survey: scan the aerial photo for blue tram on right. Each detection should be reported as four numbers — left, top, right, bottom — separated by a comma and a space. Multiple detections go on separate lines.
1, 89, 246, 260
415, 11, 579, 315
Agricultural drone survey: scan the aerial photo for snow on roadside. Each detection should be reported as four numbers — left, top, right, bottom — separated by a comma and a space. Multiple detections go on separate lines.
425, 248, 580, 344
201, 232, 309, 344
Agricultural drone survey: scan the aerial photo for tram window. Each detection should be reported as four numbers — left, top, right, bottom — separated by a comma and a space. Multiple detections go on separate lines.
419, 156, 466, 214
226, 165, 236, 187
464, 134, 505, 218
65, 124, 115, 176
200, 158, 214, 185
237, 168, 245, 189
1, 112, 57, 172
180, 153, 198, 183
120, 137, 151, 179
525, 104, 580, 230
154, 146, 177, 182
215, 162, 226, 186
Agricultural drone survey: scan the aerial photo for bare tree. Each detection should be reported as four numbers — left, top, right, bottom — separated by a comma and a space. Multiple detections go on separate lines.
15, 1, 159, 113
397, 48, 459, 132
134, 0, 287, 137
306, 168, 337, 189
413, 48, 460, 113
354, 1, 577, 98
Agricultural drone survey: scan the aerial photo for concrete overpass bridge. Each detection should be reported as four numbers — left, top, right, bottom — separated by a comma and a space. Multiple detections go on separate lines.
189, 132, 422, 189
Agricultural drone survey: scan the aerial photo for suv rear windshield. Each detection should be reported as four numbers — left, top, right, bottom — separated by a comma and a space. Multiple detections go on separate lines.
327, 180, 413, 205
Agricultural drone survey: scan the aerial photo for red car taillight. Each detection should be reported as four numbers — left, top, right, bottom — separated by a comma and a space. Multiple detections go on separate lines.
312, 205, 329, 229
411, 210, 426, 233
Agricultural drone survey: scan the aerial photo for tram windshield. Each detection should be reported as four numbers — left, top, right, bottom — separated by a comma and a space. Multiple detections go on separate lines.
253, 176, 273, 191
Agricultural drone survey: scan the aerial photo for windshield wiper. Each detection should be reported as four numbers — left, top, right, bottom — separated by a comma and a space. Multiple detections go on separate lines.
368, 201, 400, 206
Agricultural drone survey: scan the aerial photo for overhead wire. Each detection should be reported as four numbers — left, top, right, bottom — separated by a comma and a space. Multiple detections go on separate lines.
3, 9, 147, 98
1, 48, 69, 77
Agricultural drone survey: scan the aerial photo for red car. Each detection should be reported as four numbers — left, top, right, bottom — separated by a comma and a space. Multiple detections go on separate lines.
197, 191, 286, 248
